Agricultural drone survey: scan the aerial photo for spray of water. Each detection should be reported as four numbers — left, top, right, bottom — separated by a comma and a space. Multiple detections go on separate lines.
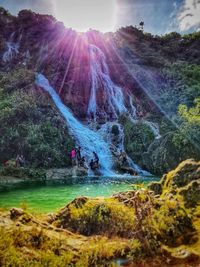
87, 44, 148, 175
36, 73, 114, 176
2, 32, 20, 63
88, 44, 127, 121
143, 120, 161, 139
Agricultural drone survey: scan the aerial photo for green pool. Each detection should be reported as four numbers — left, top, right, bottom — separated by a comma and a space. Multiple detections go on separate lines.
0, 176, 158, 213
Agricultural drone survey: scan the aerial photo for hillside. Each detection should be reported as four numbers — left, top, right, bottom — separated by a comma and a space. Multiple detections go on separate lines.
0, 7, 199, 175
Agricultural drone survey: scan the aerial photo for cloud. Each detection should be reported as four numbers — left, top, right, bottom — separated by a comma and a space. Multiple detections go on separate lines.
115, 0, 184, 35
177, 0, 200, 31
0, 0, 199, 34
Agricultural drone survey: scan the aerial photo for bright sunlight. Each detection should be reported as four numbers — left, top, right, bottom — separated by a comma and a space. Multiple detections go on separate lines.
54, 0, 117, 32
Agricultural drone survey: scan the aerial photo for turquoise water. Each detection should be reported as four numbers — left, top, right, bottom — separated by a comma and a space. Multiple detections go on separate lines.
0, 177, 158, 213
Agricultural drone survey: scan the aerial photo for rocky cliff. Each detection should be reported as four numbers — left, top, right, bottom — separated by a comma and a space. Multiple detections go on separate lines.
0, 7, 199, 175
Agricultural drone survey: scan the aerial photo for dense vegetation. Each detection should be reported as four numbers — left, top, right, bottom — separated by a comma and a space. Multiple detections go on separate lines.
116, 30, 200, 174
0, 7, 199, 175
0, 67, 74, 168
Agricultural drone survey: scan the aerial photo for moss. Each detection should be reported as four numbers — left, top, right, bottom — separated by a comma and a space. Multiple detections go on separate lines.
0, 163, 200, 267
54, 198, 136, 238
148, 181, 163, 195
162, 159, 200, 192
179, 180, 200, 208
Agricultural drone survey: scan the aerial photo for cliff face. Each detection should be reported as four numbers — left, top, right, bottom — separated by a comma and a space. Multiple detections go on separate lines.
0, 9, 161, 120
0, 8, 199, 174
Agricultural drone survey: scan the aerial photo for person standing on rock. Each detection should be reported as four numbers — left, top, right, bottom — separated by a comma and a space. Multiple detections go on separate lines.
70, 148, 76, 166
93, 151, 99, 166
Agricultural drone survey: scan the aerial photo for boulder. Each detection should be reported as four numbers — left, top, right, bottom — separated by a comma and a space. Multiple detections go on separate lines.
179, 180, 200, 208
46, 168, 72, 179
148, 159, 200, 208
72, 166, 88, 177
10, 208, 24, 219
46, 166, 88, 179
162, 159, 200, 191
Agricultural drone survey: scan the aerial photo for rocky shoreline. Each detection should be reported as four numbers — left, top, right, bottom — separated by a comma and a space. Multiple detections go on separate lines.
0, 159, 199, 266
0, 166, 89, 185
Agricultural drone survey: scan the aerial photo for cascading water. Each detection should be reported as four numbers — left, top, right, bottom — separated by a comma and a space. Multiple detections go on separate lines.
88, 44, 127, 121
36, 73, 114, 176
129, 95, 137, 119
3, 32, 19, 63
3, 42, 19, 63
87, 44, 147, 175
36, 45, 150, 176
143, 120, 161, 140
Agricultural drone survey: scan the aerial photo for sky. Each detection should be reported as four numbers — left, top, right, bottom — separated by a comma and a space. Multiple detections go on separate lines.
0, 0, 200, 34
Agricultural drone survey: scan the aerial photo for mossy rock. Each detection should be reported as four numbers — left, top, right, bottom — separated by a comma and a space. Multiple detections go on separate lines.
179, 180, 200, 208
53, 197, 136, 238
149, 159, 200, 208
148, 181, 162, 195
163, 159, 200, 190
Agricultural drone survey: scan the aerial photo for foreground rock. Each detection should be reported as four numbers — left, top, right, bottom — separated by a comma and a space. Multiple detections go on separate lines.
148, 159, 200, 207
0, 159, 200, 266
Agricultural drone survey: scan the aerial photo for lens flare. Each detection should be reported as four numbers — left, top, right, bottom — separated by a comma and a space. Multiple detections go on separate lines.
54, 0, 117, 32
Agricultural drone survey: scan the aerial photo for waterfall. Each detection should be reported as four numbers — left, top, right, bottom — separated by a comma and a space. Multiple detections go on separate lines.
36, 73, 114, 176
88, 44, 127, 121
3, 42, 19, 63
143, 120, 161, 139
129, 95, 137, 119
87, 44, 148, 175
3, 32, 19, 63
36, 44, 150, 176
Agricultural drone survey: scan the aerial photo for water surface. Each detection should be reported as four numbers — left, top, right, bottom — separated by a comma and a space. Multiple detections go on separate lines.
0, 176, 158, 213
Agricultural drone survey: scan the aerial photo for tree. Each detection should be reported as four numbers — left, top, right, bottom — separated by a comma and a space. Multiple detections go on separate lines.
139, 21, 144, 31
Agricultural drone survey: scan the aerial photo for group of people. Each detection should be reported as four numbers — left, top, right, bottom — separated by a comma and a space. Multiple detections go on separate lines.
70, 147, 86, 168
69, 147, 99, 171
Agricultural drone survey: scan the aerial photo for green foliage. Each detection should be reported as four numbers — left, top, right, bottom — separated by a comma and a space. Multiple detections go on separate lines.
121, 116, 154, 164
173, 99, 200, 151
0, 7, 11, 16
150, 196, 194, 246
159, 63, 200, 115
0, 226, 73, 267
0, 67, 74, 168
57, 198, 136, 237
0, 166, 45, 179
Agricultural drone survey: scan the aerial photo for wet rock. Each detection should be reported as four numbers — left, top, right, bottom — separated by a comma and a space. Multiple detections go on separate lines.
46, 168, 72, 179
46, 167, 88, 179
10, 208, 24, 219
119, 166, 138, 176
72, 166, 88, 177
